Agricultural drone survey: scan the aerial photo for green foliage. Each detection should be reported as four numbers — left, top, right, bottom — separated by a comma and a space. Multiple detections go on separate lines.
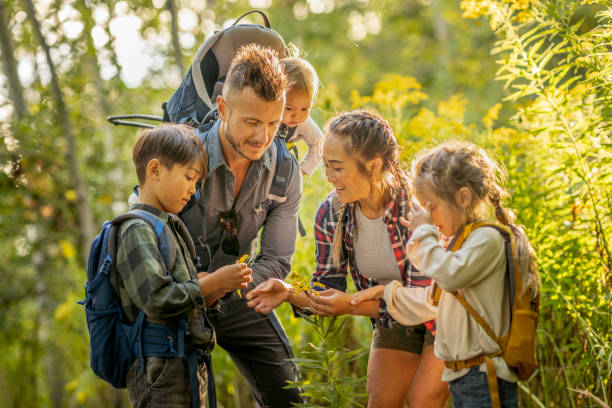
1, 0, 610, 406
287, 315, 368, 407
466, 2, 611, 406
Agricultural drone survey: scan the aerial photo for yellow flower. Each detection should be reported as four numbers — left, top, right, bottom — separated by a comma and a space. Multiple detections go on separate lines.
60, 240, 76, 260
482, 103, 502, 128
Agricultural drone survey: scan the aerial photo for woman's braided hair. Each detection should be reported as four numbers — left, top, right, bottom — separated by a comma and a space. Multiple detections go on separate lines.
324, 110, 408, 265
412, 141, 539, 298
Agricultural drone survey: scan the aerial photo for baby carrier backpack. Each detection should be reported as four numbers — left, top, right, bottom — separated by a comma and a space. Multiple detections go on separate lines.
79, 210, 216, 408
162, 10, 289, 127
430, 222, 540, 408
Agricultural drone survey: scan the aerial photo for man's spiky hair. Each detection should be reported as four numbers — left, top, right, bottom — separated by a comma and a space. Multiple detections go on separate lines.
224, 44, 288, 101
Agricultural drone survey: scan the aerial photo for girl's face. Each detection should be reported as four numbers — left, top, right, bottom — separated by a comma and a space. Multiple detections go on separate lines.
282, 89, 311, 128
323, 132, 372, 204
414, 178, 467, 237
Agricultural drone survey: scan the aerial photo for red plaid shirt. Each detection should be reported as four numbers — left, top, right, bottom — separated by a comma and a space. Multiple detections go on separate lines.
312, 189, 436, 333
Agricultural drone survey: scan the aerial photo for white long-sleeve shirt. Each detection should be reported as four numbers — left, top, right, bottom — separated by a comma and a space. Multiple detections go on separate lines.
383, 224, 517, 383
287, 116, 324, 176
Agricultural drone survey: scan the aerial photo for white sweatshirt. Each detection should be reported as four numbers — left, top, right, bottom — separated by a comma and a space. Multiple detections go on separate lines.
287, 116, 324, 176
383, 224, 517, 383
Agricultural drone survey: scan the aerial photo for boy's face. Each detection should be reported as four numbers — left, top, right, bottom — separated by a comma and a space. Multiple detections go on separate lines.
282, 89, 311, 128
217, 86, 285, 161
154, 161, 202, 214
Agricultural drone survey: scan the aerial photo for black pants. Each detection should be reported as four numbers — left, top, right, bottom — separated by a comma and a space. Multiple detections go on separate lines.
208, 292, 303, 408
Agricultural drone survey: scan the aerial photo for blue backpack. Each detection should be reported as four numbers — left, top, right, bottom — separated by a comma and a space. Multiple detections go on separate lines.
79, 210, 215, 408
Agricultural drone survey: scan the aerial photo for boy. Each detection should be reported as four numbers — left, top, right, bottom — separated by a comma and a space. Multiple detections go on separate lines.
116, 124, 252, 407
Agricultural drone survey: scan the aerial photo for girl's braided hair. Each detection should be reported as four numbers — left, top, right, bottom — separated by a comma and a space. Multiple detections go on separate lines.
324, 110, 408, 265
412, 141, 539, 298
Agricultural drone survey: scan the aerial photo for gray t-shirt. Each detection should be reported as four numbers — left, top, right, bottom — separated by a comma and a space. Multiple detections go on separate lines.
353, 205, 401, 284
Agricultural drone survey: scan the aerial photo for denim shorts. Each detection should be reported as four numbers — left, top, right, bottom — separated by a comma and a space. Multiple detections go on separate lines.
371, 321, 434, 354
449, 366, 518, 408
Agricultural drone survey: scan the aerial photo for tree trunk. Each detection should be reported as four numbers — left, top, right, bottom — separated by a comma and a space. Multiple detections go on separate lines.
22, 0, 96, 262
167, 0, 184, 76
0, 0, 28, 119
430, 0, 451, 92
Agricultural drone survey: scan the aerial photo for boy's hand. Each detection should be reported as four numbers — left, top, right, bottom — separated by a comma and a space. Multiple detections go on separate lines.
401, 199, 433, 231
245, 278, 292, 314
350, 285, 385, 306
215, 263, 252, 290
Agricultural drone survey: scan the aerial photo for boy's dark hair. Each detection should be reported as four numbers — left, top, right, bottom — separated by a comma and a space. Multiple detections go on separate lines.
224, 44, 288, 101
132, 124, 207, 185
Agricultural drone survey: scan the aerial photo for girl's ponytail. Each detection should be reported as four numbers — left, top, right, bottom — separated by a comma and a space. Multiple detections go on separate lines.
489, 189, 539, 299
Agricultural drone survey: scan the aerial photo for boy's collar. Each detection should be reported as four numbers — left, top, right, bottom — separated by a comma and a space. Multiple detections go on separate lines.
128, 202, 169, 222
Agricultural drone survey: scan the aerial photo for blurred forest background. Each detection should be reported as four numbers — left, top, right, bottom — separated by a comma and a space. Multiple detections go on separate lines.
0, 0, 610, 406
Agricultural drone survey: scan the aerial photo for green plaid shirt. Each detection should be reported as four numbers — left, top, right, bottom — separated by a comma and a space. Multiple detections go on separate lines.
116, 203, 213, 346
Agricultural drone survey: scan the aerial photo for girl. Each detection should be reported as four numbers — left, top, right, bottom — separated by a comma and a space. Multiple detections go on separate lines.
278, 57, 324, 176
247, 111, 449, 408
351, 141, 540, 408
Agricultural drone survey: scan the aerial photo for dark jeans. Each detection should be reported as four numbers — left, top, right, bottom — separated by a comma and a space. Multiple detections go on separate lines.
208, 292, 302, 408
449, 366, 518, 408
126, 356, 208, 408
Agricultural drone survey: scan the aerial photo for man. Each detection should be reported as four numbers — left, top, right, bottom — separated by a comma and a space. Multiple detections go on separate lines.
180, 44, 303, 407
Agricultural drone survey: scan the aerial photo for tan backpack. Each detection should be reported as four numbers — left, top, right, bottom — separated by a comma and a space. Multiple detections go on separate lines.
430, 222, 539, 408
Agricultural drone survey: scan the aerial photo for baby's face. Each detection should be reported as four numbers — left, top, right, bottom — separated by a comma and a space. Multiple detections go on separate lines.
282, 89, 312, 128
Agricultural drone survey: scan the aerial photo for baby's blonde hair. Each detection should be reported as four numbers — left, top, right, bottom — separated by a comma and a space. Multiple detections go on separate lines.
281, 57, 319, 101
412, 141, 539, 298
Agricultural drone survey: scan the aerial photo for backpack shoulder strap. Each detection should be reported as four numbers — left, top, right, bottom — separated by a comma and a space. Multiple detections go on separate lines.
267, 137, 296, 205
446, 221, 515, 349
112, 210, 177, 273
170, 214, 197, 261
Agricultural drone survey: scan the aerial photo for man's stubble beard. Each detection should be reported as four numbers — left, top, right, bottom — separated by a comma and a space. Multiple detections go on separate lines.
223, 120, 253, 162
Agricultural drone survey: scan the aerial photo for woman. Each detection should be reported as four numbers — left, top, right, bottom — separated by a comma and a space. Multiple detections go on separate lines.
246, 110, 449, 407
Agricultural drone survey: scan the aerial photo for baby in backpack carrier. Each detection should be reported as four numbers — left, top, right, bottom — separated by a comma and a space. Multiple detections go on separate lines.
350, 141, 539, 408
278, 57, 324, 176
119, 124, 252, 407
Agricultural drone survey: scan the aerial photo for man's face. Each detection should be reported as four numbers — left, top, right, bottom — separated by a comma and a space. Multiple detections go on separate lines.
218, 86, 285, 162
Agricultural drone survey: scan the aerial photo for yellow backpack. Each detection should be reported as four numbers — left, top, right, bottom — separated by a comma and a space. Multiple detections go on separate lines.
430, 222, 539, 408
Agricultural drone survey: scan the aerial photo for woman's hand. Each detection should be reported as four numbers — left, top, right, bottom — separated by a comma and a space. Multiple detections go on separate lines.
401, 199, 433, 231
308, 288, 353, 317
246, 278, 293, 315
350, 285, 385, 306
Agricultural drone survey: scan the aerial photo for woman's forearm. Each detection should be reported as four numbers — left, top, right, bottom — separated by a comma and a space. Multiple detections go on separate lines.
287, 290, 313, 309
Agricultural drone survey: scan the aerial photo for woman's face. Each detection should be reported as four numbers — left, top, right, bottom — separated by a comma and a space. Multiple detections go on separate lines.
323, 132, 372, 204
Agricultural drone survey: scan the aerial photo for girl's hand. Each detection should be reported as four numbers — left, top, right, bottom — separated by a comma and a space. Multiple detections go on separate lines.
350, 285, 385, 306
401, 199, 433, 231
246, 278, 293, 314
214, 263, 252, 290
308, 288, 352, 317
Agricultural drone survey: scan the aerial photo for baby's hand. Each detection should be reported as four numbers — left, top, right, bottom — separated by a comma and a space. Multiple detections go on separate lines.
400, 199, 433, 231
214, 263, 252, 290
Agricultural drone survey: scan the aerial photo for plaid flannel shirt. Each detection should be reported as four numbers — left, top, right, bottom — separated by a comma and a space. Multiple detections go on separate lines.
115, 203, 213, 346
312, 189, 436, 333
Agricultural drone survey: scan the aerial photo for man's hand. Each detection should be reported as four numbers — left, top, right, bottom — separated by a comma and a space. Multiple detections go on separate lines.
246, 278, 293, 315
